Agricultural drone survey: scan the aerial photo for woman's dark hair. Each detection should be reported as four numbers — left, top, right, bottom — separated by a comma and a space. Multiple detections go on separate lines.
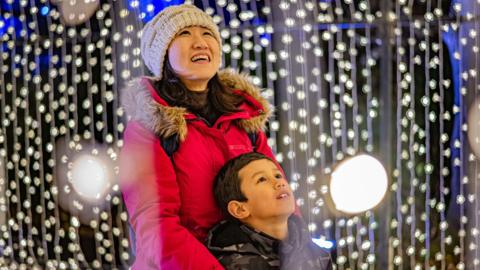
213, 152, 273, 219
155, 58, 245, 113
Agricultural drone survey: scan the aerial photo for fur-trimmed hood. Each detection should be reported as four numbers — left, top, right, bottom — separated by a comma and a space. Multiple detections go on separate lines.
121, 69, 272, 141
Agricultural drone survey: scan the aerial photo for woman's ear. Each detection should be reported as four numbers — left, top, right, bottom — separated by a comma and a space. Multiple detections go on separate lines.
227, 200, 250, 220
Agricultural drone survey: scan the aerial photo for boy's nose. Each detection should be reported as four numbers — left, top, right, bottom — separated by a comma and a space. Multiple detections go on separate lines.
275, 181, 286, 189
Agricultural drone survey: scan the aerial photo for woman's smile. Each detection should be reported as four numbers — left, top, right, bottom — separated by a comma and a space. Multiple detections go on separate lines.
191, 53, 211, 63
168, 26, 221, 91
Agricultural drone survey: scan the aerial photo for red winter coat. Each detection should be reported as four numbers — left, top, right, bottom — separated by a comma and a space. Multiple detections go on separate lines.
120, 69, 275, 270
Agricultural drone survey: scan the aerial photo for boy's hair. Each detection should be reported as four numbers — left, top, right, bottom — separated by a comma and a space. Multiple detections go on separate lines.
213, 152, 274, 219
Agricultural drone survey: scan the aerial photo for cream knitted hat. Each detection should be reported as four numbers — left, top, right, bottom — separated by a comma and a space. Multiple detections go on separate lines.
140, 4, 222, 78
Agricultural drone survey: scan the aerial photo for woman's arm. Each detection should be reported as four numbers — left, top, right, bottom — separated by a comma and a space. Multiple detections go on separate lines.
252, 131, 275, 160
120, 121, 224, 270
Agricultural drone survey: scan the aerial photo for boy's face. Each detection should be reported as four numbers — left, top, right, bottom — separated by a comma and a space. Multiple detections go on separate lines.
237, 159, 295, 220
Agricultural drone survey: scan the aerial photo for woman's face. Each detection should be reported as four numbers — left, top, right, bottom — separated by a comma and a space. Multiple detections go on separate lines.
167, 26, 221, 91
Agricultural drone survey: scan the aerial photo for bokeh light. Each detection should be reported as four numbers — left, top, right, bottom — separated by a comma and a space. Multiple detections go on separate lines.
330, 155, 388, 214
69, 154, 111, 201
55, 0, 100, 26
312, 237, 335, 250
468, 98, 480, 158
0, 0, 478, 268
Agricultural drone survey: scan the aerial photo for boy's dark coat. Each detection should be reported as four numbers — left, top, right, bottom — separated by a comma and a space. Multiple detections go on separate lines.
206, 215, 333, 270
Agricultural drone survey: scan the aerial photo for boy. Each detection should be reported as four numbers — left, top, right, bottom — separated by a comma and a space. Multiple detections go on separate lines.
207, 152, 333, 270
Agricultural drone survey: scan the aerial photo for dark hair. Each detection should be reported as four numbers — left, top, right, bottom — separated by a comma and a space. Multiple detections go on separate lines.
155, 58, 245, 113
213, 152, 274, 219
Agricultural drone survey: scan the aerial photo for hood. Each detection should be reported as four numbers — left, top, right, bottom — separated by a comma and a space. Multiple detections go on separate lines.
121, 69, 273, 141
206, 216, 311, 254
206, 219, 279, 257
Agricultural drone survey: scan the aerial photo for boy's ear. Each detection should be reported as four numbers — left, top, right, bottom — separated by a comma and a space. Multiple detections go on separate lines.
227, 200, 250, 220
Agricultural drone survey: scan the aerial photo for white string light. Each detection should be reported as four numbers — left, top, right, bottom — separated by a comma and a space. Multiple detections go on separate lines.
0, 0, 479, 269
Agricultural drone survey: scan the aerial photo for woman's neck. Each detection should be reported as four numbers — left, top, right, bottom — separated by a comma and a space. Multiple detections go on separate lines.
182, 78, 209, 92
190, 89, 209, 108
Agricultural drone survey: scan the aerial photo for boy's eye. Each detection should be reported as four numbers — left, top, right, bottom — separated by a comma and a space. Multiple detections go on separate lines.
256, 177, 267, 184
275, 173, 283, 179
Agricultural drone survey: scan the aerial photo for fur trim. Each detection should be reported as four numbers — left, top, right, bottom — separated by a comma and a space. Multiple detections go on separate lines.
121, 77, 188, 141
218, 69, 272, 133
121, 70, 272, 141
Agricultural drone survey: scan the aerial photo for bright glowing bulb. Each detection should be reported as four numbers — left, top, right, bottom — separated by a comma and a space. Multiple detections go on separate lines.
70, 154, 110, 200
467, 98, 480, 158
312, 237, 335, 249
56, 0, 100, 26
330, 154, 388, 214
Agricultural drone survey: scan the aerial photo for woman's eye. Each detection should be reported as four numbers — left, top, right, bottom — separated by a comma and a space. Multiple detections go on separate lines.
203, 31, 213, 36
178, 30, 190, 36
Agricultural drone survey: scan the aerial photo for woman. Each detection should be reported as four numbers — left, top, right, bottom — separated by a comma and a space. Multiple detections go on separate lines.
120, 4, 275, 269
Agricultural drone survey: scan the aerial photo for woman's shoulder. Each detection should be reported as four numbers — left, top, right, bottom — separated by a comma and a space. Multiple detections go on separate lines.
218, 69, 273, 132
218, 69, 269, 109
121, 77, 188, 141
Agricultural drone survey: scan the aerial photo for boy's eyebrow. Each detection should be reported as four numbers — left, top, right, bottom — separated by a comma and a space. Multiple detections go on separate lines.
250, 170, 266, 180
249, 168, 280, 180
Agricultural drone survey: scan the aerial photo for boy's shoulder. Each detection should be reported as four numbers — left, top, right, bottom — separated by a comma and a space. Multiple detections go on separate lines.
206, 216, 332, 270
282, 215, 333, 270
206, 219, 250, 250
206, 220, 281, 269
304, 242, 333, 269
207, 219, 279, 253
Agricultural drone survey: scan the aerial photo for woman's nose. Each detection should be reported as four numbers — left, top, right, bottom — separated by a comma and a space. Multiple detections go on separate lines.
192, 35, 208, 49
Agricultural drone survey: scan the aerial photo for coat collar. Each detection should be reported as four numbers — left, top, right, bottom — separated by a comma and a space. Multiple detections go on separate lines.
206, 215, 309, 253
206, 219, 280, 258
121, 69, 272, 141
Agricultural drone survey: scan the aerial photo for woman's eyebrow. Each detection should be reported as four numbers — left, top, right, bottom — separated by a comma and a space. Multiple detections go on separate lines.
200, 27, 212, 32
176, 29, 190, 35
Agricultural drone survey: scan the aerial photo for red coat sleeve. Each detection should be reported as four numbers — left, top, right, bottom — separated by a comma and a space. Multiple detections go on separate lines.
120, 121, 224, 270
